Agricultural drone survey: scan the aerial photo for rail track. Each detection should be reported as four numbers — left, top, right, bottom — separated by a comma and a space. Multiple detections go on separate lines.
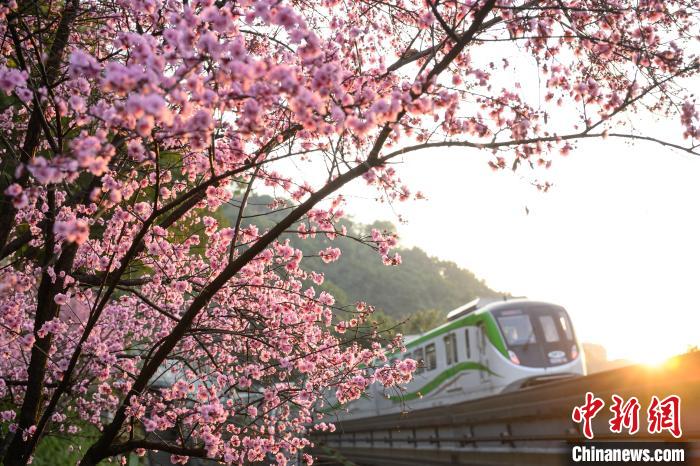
313, 352, 700, 465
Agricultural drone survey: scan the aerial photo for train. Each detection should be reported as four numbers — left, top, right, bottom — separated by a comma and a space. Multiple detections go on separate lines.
340, 298, 586, 419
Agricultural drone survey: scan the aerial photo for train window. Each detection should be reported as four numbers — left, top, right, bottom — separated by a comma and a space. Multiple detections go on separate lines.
443, 333, 458, 365
425, 344, 437, 371
497, 315, 536, 346
559, 312, 574, 340
465, 329, 471, 359
539, 315, 560, 342
413, 348, 425, 374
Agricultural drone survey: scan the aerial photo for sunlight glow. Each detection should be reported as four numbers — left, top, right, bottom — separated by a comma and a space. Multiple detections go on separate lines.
637, 353, 671, 368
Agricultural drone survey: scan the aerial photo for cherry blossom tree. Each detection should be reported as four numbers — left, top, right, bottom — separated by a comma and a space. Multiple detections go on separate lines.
0, 0, 698, 465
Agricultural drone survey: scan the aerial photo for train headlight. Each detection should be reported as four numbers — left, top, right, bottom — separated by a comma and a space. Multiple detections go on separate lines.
508, 350, 520, 365
570, 344, 579, 360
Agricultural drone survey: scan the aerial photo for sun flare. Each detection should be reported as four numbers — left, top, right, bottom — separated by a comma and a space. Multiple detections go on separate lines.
625, 345, 678, 368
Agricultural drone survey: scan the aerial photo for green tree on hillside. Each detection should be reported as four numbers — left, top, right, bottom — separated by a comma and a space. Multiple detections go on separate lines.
224, 195, 502, 322
400, 308, 447, 335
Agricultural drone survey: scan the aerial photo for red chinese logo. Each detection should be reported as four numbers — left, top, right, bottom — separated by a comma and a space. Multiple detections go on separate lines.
571, 392, 605, 439
648, 395, 682, 438
572, 393, 682, 439
609, 394, 640, 435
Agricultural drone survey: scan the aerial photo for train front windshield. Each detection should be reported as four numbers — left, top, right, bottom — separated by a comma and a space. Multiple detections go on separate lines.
493, 305, 578, 368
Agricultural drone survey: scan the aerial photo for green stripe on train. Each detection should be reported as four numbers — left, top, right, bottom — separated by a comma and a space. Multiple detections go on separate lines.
404, 311, 508, 358
388, 361, 500, 402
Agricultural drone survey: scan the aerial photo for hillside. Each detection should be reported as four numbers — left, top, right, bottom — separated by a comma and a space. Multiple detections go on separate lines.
222, 195, 502, 325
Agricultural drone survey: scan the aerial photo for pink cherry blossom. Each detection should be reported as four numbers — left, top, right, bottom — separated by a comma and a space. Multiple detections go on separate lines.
0, 1, 697, 465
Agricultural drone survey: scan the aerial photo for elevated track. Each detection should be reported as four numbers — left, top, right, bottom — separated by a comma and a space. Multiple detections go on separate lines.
313, 352, 700, 465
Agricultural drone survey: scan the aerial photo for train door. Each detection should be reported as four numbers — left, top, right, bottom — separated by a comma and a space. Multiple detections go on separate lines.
477, 323, 489, 384
532, 308, 575, 368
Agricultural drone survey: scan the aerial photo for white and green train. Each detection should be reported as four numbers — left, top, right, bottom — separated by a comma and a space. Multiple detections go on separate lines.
345, 298, 585, 418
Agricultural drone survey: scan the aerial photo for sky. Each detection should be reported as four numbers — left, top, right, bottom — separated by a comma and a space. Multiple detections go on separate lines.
338, 136, 700, 364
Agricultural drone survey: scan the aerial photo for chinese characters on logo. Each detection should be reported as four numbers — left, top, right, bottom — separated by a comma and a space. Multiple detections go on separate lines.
571, 392, 681, 439
609, 394, 640, 435
647, 395, 683, 438
571, 392, 605, 439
